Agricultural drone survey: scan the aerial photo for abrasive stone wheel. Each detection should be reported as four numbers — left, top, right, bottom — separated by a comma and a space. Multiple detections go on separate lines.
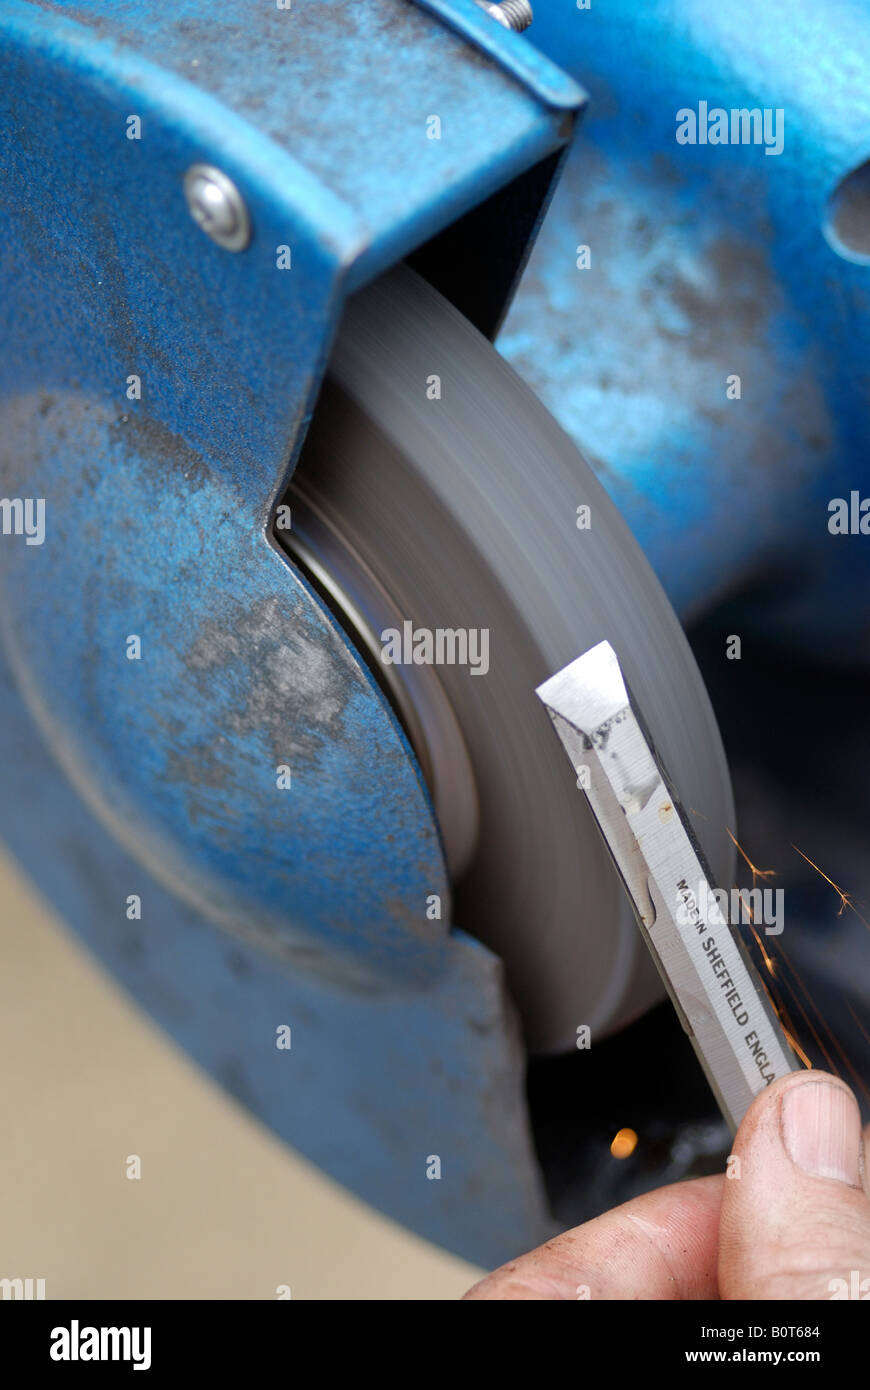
281, 265, 735, 1053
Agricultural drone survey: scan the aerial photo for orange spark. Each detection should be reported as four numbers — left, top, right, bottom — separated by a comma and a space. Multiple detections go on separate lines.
727, 828, 777, 883
741, 894, 777, 975
791, 844, 870, 927
721, 836, 867, 1094
769, 946, 843, 1081
740, 911, 812, 1069
782, 1027, 813, 1071
610, 1128, 638, 1160
772, 942, 870, 1102
846, 1004, 870, 1050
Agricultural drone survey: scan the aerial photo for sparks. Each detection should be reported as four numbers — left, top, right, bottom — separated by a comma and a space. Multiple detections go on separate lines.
782, 1026, 813, 1071
847, 1004, 870, 1050
741, 893, 777, 975
723, 837, 866, 1093
791, 844, 870, 927
610, 1128, 638, 1160
774, 942, 870, 1102
727, 828, 777, 884
740, 904, 813, 1071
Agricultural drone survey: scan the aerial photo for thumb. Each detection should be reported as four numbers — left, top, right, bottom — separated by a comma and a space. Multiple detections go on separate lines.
718, 1070, 870, 1300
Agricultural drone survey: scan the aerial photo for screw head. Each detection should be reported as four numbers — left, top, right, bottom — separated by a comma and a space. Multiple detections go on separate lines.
183, 163, 251, 251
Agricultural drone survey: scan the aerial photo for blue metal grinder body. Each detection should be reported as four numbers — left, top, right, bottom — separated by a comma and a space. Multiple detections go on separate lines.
0, 0, 866, 1267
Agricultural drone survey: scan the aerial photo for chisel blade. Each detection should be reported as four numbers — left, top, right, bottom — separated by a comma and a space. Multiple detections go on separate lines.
537, 640, 800, 1132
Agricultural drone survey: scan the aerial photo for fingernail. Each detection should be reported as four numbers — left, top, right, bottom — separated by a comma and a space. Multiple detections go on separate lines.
782, 1080, 862, 1187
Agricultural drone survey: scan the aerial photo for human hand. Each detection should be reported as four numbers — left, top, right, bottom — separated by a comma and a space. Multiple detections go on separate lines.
464, 1071, 869, 1300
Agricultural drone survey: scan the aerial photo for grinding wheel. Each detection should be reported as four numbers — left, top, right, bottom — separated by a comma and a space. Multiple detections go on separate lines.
281, 266, 735, 1053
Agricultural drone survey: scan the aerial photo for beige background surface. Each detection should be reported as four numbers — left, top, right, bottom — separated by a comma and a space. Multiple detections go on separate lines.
0, 847, 480, 1300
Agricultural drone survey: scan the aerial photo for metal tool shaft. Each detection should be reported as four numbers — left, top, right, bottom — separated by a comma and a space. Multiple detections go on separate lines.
537, 641, 799, 1132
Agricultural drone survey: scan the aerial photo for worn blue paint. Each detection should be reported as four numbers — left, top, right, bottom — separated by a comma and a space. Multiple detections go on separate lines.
0, 0, 582, 973
415, 0, 582, 111
0, 0, 448, 988
3, 0, 866, 1266
0, 641, 552, 1268
506, 0, 870, 645
0, 0, 576, 1261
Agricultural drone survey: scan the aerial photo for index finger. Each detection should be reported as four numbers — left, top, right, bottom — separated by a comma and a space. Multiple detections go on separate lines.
463, 1174, 724, 1301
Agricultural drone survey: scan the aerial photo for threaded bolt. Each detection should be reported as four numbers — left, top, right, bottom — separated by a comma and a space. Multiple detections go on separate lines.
475, 0, 533, 33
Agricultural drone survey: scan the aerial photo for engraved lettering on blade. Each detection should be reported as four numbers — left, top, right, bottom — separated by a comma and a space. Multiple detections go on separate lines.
587, 704, 792, 1096
536, 640, 797, 1130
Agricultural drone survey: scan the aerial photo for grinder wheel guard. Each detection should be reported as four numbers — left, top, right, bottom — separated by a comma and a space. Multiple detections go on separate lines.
281, 266, 736, 1053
